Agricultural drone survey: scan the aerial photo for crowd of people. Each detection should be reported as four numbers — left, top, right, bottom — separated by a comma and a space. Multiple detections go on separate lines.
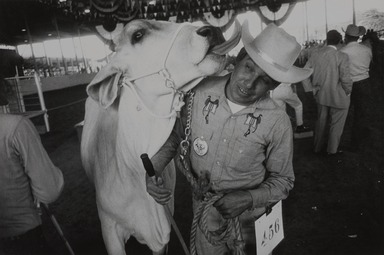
301, 24, 373, 155
0, 19, 378, 255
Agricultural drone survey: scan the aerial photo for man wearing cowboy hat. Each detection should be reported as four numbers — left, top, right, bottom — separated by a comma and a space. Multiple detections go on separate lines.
146, 21, 312, 254
341, 24, 372, 151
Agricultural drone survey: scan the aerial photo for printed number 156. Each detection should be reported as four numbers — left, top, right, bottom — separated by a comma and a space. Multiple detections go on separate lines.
261, 218, 280, 247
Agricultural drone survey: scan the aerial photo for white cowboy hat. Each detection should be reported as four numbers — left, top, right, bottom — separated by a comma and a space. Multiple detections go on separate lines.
241, 21, 312, 83
343, 24, 366, 37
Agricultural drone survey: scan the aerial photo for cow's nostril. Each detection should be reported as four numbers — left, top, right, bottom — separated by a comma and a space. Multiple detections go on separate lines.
196, 26, 225, 45
196, 26, 214, 37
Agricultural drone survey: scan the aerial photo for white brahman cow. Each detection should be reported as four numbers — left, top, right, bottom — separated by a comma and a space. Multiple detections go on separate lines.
81, 19, 240, 255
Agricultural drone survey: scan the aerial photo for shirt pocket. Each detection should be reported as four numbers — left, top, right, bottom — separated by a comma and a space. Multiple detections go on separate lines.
227, 137, 264, 172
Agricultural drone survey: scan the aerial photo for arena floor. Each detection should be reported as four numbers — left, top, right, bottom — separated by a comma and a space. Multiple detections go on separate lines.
35, 77, 383, 254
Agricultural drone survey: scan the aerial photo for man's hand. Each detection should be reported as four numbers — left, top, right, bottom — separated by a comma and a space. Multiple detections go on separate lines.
213, 190, 253, 219
145, 174, 172, 205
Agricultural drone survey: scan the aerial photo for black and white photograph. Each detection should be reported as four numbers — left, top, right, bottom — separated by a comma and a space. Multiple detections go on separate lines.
1, 0, 383, 254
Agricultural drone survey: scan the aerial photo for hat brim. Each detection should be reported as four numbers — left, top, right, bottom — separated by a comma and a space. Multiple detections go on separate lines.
343, 26, 366, 37
242, 22, 313, 84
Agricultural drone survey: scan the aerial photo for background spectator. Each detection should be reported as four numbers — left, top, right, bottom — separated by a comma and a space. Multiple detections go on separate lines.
0, 112, 64, 255
303, 30, 352, 156
341, 24, 373, 151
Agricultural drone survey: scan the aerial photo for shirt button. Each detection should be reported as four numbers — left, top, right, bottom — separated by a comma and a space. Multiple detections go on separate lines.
223, 139, 227, 142
216, 161, 221, 166
231, 116, 236, 119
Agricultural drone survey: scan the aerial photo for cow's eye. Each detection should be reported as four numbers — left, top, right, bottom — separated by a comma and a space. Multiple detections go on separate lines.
132, 30, 145, 44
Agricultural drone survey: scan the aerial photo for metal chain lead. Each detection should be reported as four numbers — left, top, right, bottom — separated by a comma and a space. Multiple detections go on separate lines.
180, 91, 195, 156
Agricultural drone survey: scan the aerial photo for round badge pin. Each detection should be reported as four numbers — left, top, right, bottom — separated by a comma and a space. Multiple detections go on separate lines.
193, 137, 208, 156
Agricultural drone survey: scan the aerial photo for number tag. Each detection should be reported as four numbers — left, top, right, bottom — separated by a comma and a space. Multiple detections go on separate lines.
255, 201, 284, 255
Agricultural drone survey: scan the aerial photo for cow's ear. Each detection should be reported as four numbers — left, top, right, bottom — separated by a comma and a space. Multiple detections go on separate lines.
87, 65, 122, 108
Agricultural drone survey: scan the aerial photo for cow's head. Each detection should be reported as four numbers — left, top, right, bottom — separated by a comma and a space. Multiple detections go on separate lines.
87, 19, 240, 108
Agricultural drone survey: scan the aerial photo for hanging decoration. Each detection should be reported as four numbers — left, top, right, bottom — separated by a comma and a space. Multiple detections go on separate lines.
95, 22, 124, 51
40, 0, 307, 29
112, 1, 139, 22
266, 0, 283, 12
203, 9, 235, 28
255, 2, 296, 26
91, 0, 124, 13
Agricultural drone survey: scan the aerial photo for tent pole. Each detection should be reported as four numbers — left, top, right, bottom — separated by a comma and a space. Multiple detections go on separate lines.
24, 14, 38, 73
71, 37, 81, 72
324, 0, 328, 33
52, 15, 68, 74
42, 42, 52, 77
352, 0, 356, 25
77, 27, 88, 72
304, 1, 309, 42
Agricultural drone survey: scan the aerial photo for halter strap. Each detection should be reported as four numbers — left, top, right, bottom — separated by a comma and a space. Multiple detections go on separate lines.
123, 77, 184, 119
123, 22, 189, 86
121, 22, 189, 119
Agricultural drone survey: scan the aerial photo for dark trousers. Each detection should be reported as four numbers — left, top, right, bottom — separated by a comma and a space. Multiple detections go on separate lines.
0, 226, 53, 255
349, 78, 371, 149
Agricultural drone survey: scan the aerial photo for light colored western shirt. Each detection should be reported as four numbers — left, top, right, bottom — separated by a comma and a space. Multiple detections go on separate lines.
153, 74, 294, 209
0, 114, 64, 238
341, 41, 372, 82
270, 83, 303, 126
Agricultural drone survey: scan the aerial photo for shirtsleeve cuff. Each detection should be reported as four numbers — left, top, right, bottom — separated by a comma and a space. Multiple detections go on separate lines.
248, 187, 271, 209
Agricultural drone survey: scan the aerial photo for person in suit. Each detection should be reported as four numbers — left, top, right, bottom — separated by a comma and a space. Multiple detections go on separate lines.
303, 30, 353, 156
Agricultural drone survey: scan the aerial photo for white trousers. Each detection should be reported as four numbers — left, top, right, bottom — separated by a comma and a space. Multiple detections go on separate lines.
270, 83, 303, 126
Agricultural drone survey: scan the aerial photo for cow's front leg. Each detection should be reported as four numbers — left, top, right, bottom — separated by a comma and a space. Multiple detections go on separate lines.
152, 245, 167, 255
99, 210, 127, 255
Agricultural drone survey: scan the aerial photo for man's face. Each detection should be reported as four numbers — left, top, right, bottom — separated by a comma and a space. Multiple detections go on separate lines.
226, 55, 276, 106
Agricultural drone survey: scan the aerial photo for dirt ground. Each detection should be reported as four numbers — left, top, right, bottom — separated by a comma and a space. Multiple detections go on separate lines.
33, 73, 384, 255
